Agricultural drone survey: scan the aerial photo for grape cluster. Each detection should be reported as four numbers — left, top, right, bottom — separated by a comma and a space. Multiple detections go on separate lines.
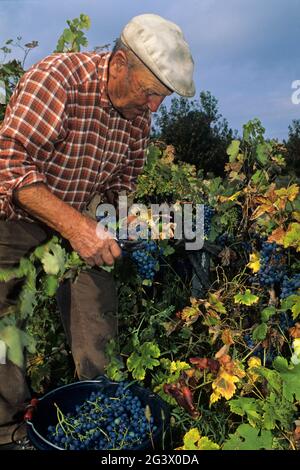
204, 205, 215, 236
255, 242, 286, 287
131, 241, 159, 281
46, 382, 157, 450
280, 274, 300, 299
216, 232, 234, 247
279, 312, 295, 331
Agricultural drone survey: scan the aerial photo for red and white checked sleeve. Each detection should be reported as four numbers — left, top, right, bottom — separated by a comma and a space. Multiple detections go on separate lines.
108, 112, 151, 194
0, 67, 67, 218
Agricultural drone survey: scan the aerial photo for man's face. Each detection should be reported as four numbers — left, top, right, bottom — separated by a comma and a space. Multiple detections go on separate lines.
108, 51, 172, 120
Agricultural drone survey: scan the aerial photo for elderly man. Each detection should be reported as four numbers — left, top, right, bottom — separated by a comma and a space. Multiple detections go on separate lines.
0, 13, 195, 445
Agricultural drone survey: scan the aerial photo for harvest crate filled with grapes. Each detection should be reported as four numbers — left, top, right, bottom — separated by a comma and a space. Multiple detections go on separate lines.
0, 13, 300, 452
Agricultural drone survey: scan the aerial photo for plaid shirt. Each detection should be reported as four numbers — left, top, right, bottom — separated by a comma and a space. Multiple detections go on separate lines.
0, 52, 151, 221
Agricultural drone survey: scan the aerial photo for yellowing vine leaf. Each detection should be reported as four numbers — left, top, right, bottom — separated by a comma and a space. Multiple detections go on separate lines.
283, 223, 300, 252
268, 227, 286, 246
234, 289, 259, 306
176, 428, 220, 450
218, 191, 242, 203
275, 184, 299, 203
247, 357, 262, 383
210, 370, 240, 404
247, 252, 260, 273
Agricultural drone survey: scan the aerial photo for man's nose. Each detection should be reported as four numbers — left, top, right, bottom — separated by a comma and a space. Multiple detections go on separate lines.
146, 95, 165, 112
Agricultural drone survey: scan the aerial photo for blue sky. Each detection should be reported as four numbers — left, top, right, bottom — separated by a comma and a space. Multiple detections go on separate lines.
0, 0, 299, 140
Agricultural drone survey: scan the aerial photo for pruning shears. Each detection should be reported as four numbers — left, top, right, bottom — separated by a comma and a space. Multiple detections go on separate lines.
115, 238, 146, 253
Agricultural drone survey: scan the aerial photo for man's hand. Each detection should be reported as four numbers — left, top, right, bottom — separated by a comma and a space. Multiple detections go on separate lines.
14, 183, 121, 266
67, 216, 121, 266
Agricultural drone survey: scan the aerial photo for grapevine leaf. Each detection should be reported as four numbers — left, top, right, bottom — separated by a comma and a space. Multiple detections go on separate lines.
181, 428, 200, 450
226, 140, 240, 162
284, 223, 300, 251
229, 397, 261, 427
198, 436, 220, 450
292, 298, 300, 320
106, 357, 128, 382
268, 227, 286, 246
273, 360, 300, 402
256, 142, 270, 166
252, 323, 268, 341
0, 257, 31, 282
20, 288, 37, 318
251, 169, 268, 186
261, 306, 276, 322
41, 244, 66, 276
223, 424, 273, 450
234, 289, 259, 306
210, 370, 240, 404
208, 293, 227, 314
275, 184, 299, 202
255, 367, 282, 394
127, 341, 160, 380
281, 294, 300, 314
0, 325, 36, 368
43, 275, 59, 297
261, 392, 295, 430
177, 429, 220, 450
247, 252, 260, 273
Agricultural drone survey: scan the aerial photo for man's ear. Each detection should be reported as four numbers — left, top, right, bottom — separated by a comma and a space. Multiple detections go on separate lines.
109, 50, 128, 78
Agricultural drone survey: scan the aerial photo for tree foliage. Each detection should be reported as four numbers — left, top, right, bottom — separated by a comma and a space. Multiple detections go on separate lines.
154, 91, 235, 176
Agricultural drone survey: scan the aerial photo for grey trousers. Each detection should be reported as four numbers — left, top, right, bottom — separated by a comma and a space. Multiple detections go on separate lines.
0, 220, 117, 442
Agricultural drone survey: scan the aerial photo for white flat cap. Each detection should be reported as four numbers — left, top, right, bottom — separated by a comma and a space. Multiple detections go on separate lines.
121, 13, 195, 97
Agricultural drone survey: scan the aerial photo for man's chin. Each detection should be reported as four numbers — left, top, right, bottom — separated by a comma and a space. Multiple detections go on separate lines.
117, 108, 145, 120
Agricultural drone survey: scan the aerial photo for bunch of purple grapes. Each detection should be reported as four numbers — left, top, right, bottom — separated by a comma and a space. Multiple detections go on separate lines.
254, 241, 287, 287
204, 205, 215, 236
131, 241, 159, 281
280, 273, 300, 299
46, 382, 156, 450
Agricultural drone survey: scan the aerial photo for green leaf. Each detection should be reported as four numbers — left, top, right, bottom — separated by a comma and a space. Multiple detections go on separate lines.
255, 367, 282, 394
229, 398, 262, 427
62, 28, 74, 43
252, 323, 268, 341
43, 275, 59, 297
234, 289, 259, 306
280, 295, 300, 320
127, 341, 160, 380
273, 361, 300, 402
180, 429, 220, 450
256, 142, 270, 166
223, 424, 273, 450
79, 13, 91, 29
226, 140, 240, 163
0, 324, 36, 368
251, 169, 268, 186
208, 293, 227, 314
41, 244, 66, 276
262, 392, 295, 430
198, 436, 220, 450
272, 356, 289, 373
0, 257, 32, 282
182, 428, 200, 450
261, 306, 276, 322
20, 288, 37, 318
159, 240, 175, 256
106, 357, 128, 382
